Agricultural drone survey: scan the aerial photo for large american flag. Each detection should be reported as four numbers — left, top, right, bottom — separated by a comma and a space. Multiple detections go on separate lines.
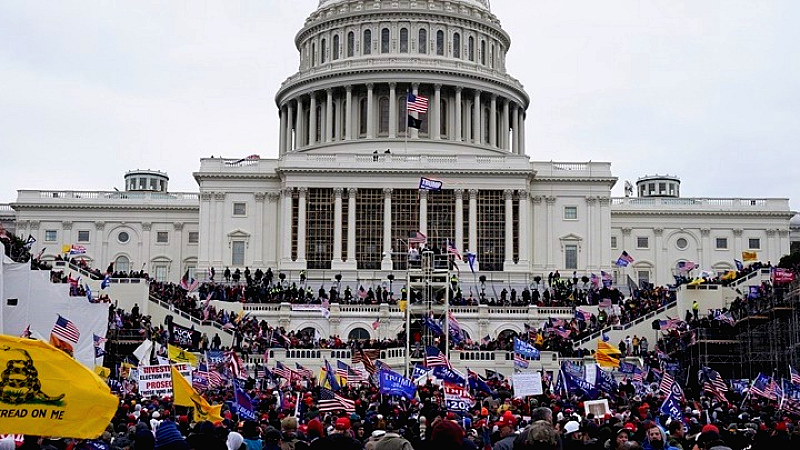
425, 346, 451, 368
347, 366, 368, 384
406, 94, 429, 114
318, 388, 356, 413
352, 348, 379, 376
273, 361, 296, 381
52, 315, 80, 344
336, 360, 351, 381
659, 372, 675, 394
408, 231, 427, 245
446, 240, 462, 260
295, 363, 314, 379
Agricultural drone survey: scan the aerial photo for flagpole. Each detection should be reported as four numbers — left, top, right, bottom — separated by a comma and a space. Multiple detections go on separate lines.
404, 88, 409, 156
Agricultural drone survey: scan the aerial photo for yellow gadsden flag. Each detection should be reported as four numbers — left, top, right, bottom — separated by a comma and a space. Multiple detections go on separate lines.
742, 251, 758, 262
595, 341, 622, 368
0, 334, 118, 439
168, 344, 198, 367
171, 366, 223, 423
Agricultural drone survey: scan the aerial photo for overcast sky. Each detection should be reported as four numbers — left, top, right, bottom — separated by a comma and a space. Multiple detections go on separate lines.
1, 1, 799, 209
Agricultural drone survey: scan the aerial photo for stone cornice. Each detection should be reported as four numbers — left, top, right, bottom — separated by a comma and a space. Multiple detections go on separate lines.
13, 204, 199, 212
276, 167, 534, 176
611, 210, 795, 219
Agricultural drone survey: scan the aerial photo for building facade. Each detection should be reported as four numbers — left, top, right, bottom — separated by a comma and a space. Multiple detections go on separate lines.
5, 0, 795, 288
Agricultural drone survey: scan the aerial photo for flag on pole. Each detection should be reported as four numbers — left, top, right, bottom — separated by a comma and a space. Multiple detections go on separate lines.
318, 387, 356, 413
406, 94, 429, 113
93, 334, 107, 358
616, 251, 634, 267
446, 240, 462, 260
425, 346, 451, 368
180, 269, 199, 292
408, 231, 427, 245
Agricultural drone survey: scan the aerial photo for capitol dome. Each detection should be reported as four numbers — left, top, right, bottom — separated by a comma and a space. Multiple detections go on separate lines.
275, 0, 528, 157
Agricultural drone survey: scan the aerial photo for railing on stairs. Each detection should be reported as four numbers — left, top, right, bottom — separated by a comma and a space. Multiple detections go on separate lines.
147, 294, 233, 335
573, 300, 678, 348
52, 260, 103, 280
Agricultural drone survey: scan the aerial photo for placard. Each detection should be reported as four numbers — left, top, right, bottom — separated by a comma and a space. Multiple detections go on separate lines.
512, 372, 543, 398
138, 363, 191, 398
584, 364, 597, 385
584, 399, 610, 417
443, 383, 474, 411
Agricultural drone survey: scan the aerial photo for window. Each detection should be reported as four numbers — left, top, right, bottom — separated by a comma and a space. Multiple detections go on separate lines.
715, 238, 728, 249
188, 231, 199, 244
480, 39, 486, 65
311, 42, 316, 66
453, 33, 461, 58
45, 230, 57, 242
676, 238, 688, 250
320, 38, 326, 63
381, 28, 390, 53
399, 28, 408, 53
118, 231, 130, 243
379, 97, 389, 135
418, 29, 427, 54
436, 30, 444, 55
749, 238, 760, 250
156, 231, 169, 244
637, 270, 650, 285
154, 265, 168, 282
359, 98, 368, 136
348, 327, 370, 340
565, 244, 578, 270
610, 236, 617, 249
440, 98, 448, 138
637, 236, 649, 249
232, 241, 245, 266
332, 34, 340, 60
115, 255, 130, 273
563, 206, 578, 220
468, 36, 474, 61
347, 31, 355, 57
233, 202, 247, 216
363, 29, 371, 55
78, 230, 90, 242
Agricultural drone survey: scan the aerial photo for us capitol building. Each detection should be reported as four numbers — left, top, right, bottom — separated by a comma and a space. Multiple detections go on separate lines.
4, 0, 795, 290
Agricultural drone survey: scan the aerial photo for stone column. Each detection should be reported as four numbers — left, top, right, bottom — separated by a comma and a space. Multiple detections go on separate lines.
199, 192, 212, 268
296, 97, 305, 148
489, 94, 497, 147
297, 188, 307, 263
213, 193, 225, 267
701, 228, 711, 273
546, 196, 556, 269
455, 189, 464, 254
279, 105, 287, 155
419, 189, 428, 236
599, 197, 612, 273
366, 83, 375, 139
586, 197, 596, 269
433, 84, 442, 140
518, 190, 530, 269
347, 188, 357, 263
501, 99, 509, 150
454, 87, 462, 141
308, 93, 317, 145
282, 188, 293, 262
511, 103, 519, 154
325, 89, 334, 142
382, 188, 393, 270
503, 189, 514, 268
654, 227, 663, 284
389, 82, 397, 138
345, 85, 353, 140
520, 111, 526, 155
333, 188, 343, 262
266, 191, 280, 267
254, 192, 266, 266
410, 83, 419, 139
286, 102, 295, 151
472, 90, 481, 144
468, 189, 478, 268
531, 196, 544, 270
141, 222, 151, 273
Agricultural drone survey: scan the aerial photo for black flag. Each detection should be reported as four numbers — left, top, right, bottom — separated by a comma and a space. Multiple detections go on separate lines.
407, 115, 422, 129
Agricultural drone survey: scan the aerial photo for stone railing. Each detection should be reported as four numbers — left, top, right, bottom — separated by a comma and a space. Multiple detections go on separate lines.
611, 197, 789, 211
15, 190, 200, 205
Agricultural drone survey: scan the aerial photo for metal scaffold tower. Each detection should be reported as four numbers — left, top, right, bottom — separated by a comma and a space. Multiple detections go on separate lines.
404, 251, 452, 376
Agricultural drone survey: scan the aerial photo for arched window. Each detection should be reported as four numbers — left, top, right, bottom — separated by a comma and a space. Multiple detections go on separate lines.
453, 33, 461, 58
115, 255, 130, 273
321, 38, 327, 63
483, 107, 490, 144
359, 98, 368, 136
347, 31, 355, 57
348, 327, 370, 340
398, 94, 408, 137
418, 29, 427, 54
379, 97, 390, 135
311, 42, 317, 66
498, 329, 518, 340
381, 28, 390, 53
468, 36, 474, 61
332, 34, 340, 60
480, 39, 486, 65
400, 28, 408, 53
490, 43, 494, 68
440, 98, 448, 138
315, 104, 323, 142
363, 29, 372, 55
436, 30, 444, 55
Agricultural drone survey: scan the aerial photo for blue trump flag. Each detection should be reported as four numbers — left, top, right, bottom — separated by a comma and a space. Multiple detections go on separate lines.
595, 367, 618, 393
660, 383, 684, 422
618, 361, 637, 374
423, 317, 444, 336
232, 380, 257, 421
411, 364, 430, 380
432, 366, 466, 385
379, 369, 417, 400
562, 369, 599, 399
324, 359, 341, 391
513, 338, 540, 359
467, 369, 498, 398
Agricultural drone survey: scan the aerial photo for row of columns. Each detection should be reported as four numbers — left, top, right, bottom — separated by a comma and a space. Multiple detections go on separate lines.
279, 187, 531, 269
278, 83, 526, 155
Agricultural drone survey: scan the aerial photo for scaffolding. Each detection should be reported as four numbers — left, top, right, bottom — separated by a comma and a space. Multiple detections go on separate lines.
404, 251, 452, 376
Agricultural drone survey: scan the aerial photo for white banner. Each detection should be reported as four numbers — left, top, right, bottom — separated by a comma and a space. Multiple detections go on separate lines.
138, 363, 191, 398
512, 372, 543, 398
584, 364, 597, 386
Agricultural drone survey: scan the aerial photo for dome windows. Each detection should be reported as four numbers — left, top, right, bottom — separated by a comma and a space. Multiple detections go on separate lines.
468, 36, 475, 61
400, 28, 408, 53
363, 29, 372, 55
381, 28, 390, 53
436, 30, 444, 55
418, 29, 427, 54
332, 34, 340, 60
453, 33, 461, 58
347, 31, 354, 57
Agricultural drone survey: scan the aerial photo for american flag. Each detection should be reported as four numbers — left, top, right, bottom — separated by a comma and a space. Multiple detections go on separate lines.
750, 373, 776, 400
347, 366, 368, 384
318, 388, 356, 413
207, 370, 227, 389
273, 361, 296, 381
791, 366, 800, 386
227, 350, 247, 379
632, 368, 644, 383
659, 372, 675, 394
295, 363, 314, 379
406, 94, 429, 114
52, 315, 80, 344
659, 318, 682, 330
271, 330, 289, 347
352, 348, 378, 375
425, 346, 451, 368
513, 353, 529, 369
446, 240, 462, 260
336, 360, 351, 381
701, 367, 729, 393
408, 231, 427, 245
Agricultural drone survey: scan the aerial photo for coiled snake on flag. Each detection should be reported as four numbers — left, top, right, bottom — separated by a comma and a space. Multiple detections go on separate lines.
0, 346, 65, 404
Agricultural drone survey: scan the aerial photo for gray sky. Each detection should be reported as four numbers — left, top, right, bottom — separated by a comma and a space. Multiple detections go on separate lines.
2, 1, 799, 209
